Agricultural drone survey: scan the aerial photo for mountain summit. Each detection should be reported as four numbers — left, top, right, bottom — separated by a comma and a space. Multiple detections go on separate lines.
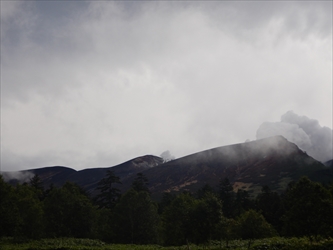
121, 136, 331, 196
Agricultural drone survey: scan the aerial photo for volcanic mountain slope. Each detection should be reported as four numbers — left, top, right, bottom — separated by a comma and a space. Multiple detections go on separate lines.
120, 136, 332, 197
3, 136, 331, 198
3, 155, 162, 195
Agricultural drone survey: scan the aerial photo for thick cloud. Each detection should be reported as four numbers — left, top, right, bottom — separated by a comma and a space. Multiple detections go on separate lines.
256, 111, 333, 162
1, 2, 332, 171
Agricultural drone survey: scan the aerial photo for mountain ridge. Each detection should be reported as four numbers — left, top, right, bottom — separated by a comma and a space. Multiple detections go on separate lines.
2, 136, 332, 197
119, 136, 331, 197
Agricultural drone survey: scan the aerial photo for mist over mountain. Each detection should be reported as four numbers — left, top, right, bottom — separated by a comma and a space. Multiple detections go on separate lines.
3, 136, 331, 198
2, 171, 34, 183
2, 155, 162, 196
256, 111, 332, 163
124, 135, 331, 197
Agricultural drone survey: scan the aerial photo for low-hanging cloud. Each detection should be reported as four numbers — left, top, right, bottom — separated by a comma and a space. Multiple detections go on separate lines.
256, 111, 333, 162
1, 171, 34, 183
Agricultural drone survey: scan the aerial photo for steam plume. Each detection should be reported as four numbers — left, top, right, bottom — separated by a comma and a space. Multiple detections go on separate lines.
256, 111, 332, 162
160, 150, 175, 163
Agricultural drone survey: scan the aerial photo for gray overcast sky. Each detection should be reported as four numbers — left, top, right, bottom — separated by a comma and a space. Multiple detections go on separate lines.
1, 1, 332, 172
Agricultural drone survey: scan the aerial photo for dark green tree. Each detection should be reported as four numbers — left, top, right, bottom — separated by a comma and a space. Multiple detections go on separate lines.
282, 176, 333, 240
216, 217, 238, 248
256, 185, 284, 232
91, 207, 114, 242
329, 183, 333, 198
191, 193, 224, 246
219, 177, 234, 218
14, 184, 45, 239
0, 176, 45, 239
94, 170, 122, 209
196, 183, 215, 199
44, 182, 97, 238
113, 189, 160, 244
237, 210, 277, 249
131, 172, 150, 194
43, 183, 55, 199
162, 193, 196, 246
158, 192, 176, 214
233, 189, 253, 217
29, 174, 45, 201
0, 175, 21, 237
29, 174, 44, 191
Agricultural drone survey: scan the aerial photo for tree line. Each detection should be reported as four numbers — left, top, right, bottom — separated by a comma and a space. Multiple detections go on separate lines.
1, 171, 332, 247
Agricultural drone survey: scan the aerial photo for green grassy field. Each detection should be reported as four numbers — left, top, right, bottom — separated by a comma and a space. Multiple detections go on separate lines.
1, 237, 333, 250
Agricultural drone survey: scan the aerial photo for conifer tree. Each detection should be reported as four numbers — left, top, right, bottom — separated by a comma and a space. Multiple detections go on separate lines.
256, 185, 284, 232
95, 170, 122, 209
219, 177, 234, 218
29, 174, 44, 191
131, 172, 150, 194
29, 174, 45, 200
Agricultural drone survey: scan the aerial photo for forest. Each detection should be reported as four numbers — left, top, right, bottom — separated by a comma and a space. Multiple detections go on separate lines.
1, 171, 333, 250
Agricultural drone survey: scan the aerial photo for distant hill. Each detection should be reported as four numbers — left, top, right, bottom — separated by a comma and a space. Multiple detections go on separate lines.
324, 159, 333, 168
2, 136, 332, 198
3, 155, 162, 195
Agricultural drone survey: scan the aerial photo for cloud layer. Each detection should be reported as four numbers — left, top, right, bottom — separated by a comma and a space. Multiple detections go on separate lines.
1, 1, 332, 171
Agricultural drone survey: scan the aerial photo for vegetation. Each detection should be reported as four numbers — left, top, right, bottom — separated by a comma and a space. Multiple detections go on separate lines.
1, 237, 333, 250
94, 170, 122, 209
1, 172, 333, 249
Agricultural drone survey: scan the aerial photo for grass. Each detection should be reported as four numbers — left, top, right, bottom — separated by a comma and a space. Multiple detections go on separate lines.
1, 237, 333, 250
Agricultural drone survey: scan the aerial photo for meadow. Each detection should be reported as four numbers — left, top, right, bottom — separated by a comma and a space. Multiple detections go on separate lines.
1, 237, 333, 250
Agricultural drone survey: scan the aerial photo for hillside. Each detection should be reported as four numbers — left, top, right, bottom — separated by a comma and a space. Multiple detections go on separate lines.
3, 155, 162, 195
120, 136, 332, 197
2, 136, 331, 197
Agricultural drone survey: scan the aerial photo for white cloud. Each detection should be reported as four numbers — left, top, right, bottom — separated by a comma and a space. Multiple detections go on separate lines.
1, 1, 332, 171
256, 111, 333, 162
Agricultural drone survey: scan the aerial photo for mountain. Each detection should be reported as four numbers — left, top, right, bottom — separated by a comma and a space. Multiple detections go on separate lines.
3, 155, 162, 195
324, 159, 333, 168
2, 136, 332, 198
120, 136, 331, 197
